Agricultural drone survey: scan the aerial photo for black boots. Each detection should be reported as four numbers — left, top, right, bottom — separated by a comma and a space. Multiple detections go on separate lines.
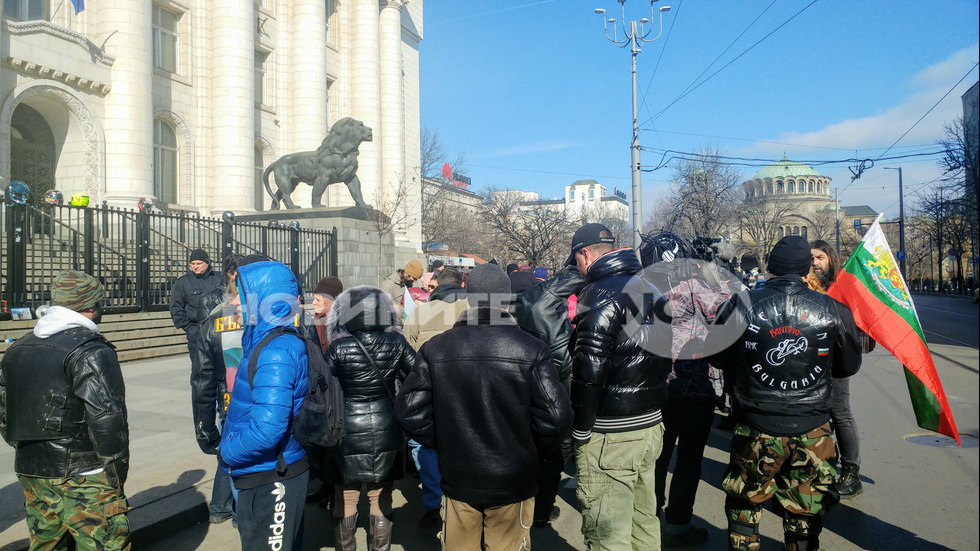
835, 464, 863, 498
333, 513, 358, 551
369, 515, 393, 551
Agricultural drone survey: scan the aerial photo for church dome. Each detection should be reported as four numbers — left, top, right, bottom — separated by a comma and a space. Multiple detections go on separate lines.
751, 157, 822, 180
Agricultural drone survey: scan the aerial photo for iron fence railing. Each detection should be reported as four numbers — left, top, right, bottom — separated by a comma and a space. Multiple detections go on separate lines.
2, 202, 337, 317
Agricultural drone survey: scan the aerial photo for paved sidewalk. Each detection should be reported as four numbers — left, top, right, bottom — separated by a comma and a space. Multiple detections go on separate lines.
3, 344, 978, 550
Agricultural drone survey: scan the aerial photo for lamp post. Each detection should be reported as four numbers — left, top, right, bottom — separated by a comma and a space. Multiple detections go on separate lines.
884, 167, 906, 278
595, 0, 670, 248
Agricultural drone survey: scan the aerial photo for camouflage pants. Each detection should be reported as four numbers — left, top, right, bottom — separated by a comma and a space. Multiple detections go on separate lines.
721, 423, 837, 551
18, 472, 131, 551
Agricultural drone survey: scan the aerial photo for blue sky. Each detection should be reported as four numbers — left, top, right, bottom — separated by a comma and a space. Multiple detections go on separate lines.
419, 1, 980, 222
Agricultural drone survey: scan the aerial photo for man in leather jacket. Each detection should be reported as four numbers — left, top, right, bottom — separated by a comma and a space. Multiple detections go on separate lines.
569, 223, 672, 551
513, 265, 585, 527
711, 236, 862, 551
1, 271, 130, 550
170, 248, 220, 382
396, 263, 572, 549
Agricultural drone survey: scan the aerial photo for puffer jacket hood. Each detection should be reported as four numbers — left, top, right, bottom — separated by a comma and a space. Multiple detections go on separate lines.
220, 260, 308, 482
585, 247, 642, 283
237, 261, 301, 356
327, 285, 401, 343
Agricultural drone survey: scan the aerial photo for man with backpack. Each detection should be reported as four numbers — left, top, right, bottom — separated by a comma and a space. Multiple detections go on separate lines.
218, 260, 311, 551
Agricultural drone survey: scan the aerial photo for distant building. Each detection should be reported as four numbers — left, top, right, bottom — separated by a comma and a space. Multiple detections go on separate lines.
742, 157, 835, 241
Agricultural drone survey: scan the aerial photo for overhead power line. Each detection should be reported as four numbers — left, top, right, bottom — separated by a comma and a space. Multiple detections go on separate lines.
837, 62, 980, 195
642, 0, 820, 126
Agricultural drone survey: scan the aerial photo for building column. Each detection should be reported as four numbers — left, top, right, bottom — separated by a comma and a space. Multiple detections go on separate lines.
98, 3, 153, 205
290, 0, 328, 152
348, 0, 383, 207
210, 2, 254, 211
380, 0, 405, 191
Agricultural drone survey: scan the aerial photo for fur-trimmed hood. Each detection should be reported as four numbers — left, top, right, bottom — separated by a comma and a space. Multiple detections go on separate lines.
326, 285, 402, 342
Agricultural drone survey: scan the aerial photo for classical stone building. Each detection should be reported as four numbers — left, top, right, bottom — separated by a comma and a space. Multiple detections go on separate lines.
1, 0, 422, 249
742, 157, 835, 241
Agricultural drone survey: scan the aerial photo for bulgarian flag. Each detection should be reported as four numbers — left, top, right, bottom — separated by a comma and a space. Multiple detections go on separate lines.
829, 215, 960, 445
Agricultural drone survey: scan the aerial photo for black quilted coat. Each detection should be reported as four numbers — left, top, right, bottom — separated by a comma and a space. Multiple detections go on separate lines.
322, 286, 415, 484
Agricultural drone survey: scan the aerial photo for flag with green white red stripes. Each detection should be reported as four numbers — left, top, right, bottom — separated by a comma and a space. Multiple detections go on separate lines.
828, 215, 960, 445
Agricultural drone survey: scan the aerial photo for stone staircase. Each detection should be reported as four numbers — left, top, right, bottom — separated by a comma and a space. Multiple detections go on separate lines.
0, 310, 187, 363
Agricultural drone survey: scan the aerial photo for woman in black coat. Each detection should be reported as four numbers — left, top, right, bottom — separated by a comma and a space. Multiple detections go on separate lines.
324, 285, 415, 551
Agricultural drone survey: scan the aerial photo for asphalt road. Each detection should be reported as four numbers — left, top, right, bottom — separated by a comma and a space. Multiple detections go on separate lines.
911, 293, 979, 350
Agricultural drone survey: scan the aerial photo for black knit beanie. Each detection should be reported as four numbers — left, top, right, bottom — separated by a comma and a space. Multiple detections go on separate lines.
767, 236, 812, 277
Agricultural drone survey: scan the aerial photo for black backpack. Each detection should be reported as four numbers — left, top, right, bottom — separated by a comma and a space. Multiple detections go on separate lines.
247, 326, 346, 450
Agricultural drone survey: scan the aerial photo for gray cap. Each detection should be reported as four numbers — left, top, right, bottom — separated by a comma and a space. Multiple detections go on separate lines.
466, 263, 511, 307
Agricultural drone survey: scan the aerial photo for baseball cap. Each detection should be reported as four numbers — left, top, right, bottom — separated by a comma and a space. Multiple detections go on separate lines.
566, 223, 615, 266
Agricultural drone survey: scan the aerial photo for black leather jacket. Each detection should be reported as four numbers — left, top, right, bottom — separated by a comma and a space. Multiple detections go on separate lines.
1, 327, 129, 486
571, 248, 672, 442
711, 274, 862, 436
169, 268, 220, 331
395, 307, 572, 507
514, 266, 585, 384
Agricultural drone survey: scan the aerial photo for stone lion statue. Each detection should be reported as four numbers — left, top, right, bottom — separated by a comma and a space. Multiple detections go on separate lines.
262, 117, 373, 209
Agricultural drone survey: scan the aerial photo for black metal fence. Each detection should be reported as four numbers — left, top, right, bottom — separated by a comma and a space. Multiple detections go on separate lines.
2, 202, 337, 317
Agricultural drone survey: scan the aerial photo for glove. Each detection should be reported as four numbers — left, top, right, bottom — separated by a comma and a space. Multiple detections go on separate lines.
196, 427, 221, 455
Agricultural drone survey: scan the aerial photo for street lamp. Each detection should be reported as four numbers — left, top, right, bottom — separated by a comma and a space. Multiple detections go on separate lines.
595, 0, 670, 248
884, 167, 906, 278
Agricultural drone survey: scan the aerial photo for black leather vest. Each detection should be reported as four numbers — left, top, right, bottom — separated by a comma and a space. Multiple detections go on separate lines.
2, 327, 102, 442
729, 276, 841, 436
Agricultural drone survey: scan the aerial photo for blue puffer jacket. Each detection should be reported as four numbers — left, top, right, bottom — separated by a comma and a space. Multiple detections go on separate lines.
219, 261, 308, 481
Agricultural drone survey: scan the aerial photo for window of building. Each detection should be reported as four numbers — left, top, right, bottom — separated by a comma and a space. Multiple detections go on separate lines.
778, 227, 784, 238
2, 0, 48, 20
793, 226, 800, 235
787, 181, 795, 193
589, 189, 594, 199
808, 181, 814, 193
154, 119, 179, 203
325, 78, 333, 126
153, 5, 181, 74
776, 181, 784, 194
325, 0, 335, 43
255, 52, 268, 105
802, 226, 808, 239
255, 146, 265, 210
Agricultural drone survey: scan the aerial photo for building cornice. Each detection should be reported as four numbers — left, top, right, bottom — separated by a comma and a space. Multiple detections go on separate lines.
2, 19, 113, 97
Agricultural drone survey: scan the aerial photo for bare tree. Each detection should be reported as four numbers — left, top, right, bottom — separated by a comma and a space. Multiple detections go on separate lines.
738, 195, 786, 273
366, 175, 418, 285
582, 201, 634, 247
660, 146, 742, 239
915, 185, 955, 290
482, 188, 573, 271
937, 116, 979, 277
808, 208, 838, 242
420, 126, 468, 182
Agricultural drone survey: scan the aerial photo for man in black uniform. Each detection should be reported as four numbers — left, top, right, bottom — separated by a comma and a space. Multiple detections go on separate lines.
170, 248, 220, 373
711, 236, 862, 551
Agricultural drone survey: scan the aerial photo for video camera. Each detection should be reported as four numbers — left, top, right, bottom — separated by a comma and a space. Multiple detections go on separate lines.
692, 237, 721, 261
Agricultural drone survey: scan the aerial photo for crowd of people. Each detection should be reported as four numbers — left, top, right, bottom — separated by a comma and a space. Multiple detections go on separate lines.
0, 221, 873, 551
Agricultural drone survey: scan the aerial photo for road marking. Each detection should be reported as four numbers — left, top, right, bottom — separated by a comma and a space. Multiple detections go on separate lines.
917, 306, 978, 319
924, 329, 979, 350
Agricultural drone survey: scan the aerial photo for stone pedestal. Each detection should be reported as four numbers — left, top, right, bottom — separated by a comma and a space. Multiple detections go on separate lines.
234, 207, 414, 288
